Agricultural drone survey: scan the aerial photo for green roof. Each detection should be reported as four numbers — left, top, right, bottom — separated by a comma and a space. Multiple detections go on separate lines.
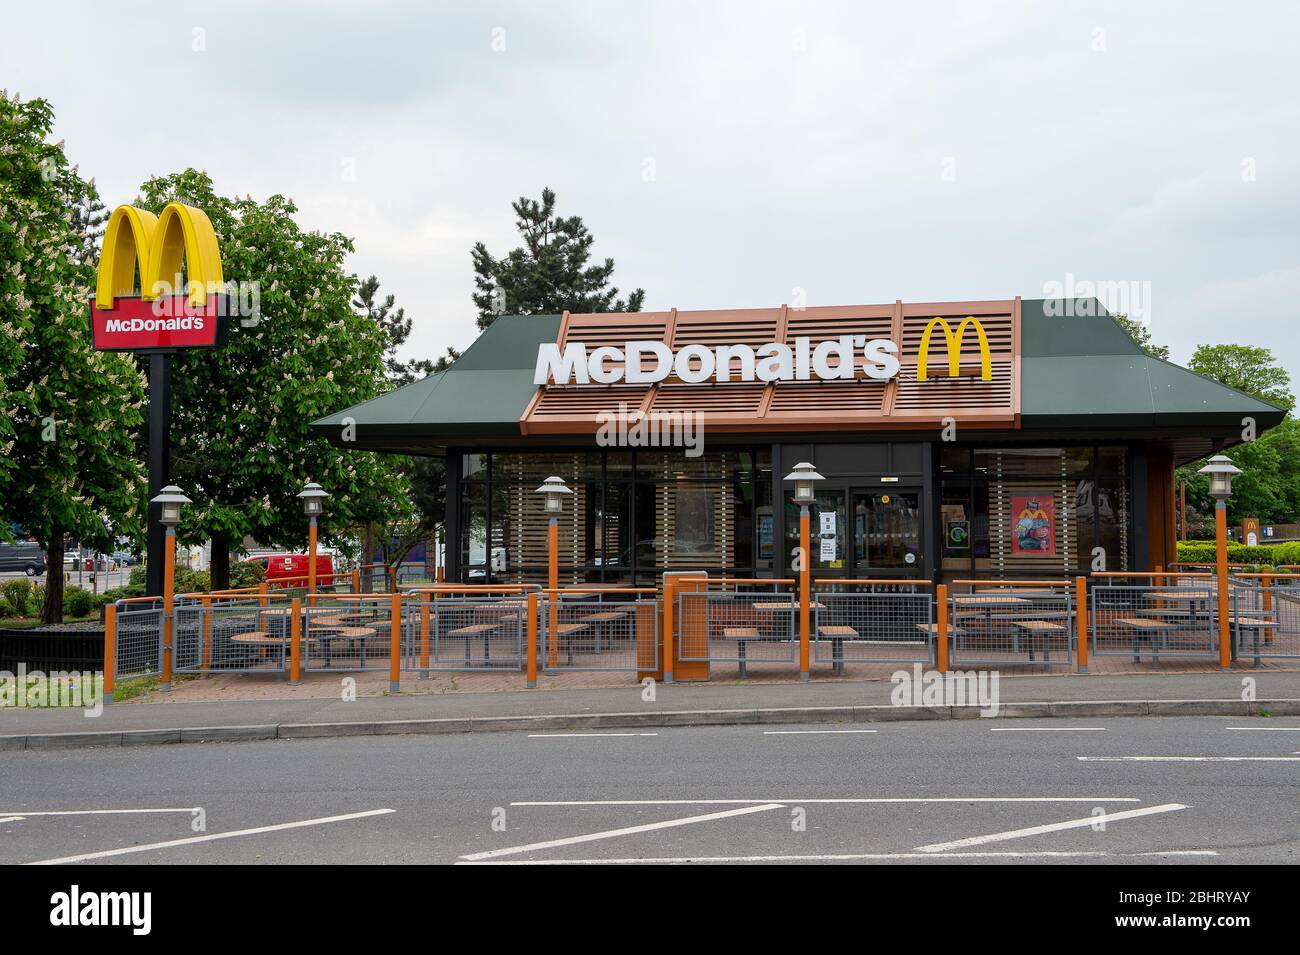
311, 301, 1286, 454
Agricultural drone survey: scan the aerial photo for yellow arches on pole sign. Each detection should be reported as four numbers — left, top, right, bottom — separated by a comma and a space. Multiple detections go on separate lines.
95, 202, 223, 310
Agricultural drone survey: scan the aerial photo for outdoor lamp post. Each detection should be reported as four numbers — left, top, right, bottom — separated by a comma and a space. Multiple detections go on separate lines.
297, 481, 329, 603
534, 477, 572, 670
783, 462, 824, 681
150, 485, 190, 690
1199, 455, 1242, 670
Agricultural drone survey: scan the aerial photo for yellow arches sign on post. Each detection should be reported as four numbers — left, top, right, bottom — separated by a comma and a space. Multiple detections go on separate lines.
916, 316, 992, 382
89, 202, 229, 352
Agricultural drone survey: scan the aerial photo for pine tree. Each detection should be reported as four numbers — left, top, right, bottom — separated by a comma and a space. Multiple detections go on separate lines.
472, 187, 645, 329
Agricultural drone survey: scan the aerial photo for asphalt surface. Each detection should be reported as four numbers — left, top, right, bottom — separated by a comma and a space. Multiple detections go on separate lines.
0, 716, 1295, 864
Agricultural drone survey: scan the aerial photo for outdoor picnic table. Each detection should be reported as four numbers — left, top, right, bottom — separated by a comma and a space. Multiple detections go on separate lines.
952, 595, 1032, 648
1115, 616, 1177, 666
1228, 614, 1275, 666
750, 601, 818, 644
1140, 589, 1214, 627
584, 609, 628, 654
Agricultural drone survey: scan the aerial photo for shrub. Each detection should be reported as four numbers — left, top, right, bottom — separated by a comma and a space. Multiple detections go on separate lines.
1176, 540, 1300, 567
230, 559, 266, 589
0, 579, 34, 618
63, 586, 95, 618
128, 564, 148, 589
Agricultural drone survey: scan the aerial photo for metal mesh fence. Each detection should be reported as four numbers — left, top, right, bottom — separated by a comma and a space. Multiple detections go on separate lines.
949, 585, 1073, 668
1229, 583, 1300, 663
403, 595, 525, 671
542, 598, 658, 671
677, 590, 798, 672
198, 600, 288, 672
303, 599, 396, 671
1090, 579, 1218, 661
114, 603, 164, 678
813, 587, 934, 669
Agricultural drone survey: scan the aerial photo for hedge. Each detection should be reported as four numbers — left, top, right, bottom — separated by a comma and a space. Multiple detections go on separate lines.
1175, 540, 1300, 567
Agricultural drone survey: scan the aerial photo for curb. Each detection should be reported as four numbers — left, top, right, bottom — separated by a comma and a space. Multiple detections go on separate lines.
2, 698, 1298, 750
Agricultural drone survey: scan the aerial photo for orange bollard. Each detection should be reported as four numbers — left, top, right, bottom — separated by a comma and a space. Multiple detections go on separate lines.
289, 597, 301, 684
935, 584, 949, 673
103, 604, 117, 704
389, 592, 402, 693
526, 592, 539, 688
1075, 576, 1089, 672
799, 507, 810, 681
662, 576, 675, 683
419, 598, 431, 674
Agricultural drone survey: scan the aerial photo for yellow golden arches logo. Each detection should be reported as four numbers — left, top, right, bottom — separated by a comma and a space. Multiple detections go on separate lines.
95, 203, 223, 310
916, 316, 992, 382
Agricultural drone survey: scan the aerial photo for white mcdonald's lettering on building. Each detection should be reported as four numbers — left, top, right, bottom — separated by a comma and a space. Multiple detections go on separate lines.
535, 336, 903, 386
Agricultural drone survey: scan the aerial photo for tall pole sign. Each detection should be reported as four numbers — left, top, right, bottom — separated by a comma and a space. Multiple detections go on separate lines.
88, 203, 230, 596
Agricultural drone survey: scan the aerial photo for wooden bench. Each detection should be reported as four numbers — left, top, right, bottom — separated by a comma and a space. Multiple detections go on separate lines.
553, 622, 589, 665
1013, 619, 1067, 666
1229, 616, 1276, 666
1115, 616, 1176, 666
723, 626, 760, 676
819, 625, 857, 675
449, 622, 499, 664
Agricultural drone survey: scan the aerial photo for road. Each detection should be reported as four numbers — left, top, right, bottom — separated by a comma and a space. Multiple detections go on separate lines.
0, 717, 1295, 864
0, 566, 134, 593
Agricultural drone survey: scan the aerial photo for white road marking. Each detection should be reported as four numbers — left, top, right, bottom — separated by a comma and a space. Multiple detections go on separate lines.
763, 729, 878, 735
0, 816, 25, 824
511, 797, 1142, 806
0, 807, 199, 817
1079, 755, 1300, 762
1224, 726, 1300, 731
914, 803, 1188, 853
525, 738, 655, 743
24, 808, 396, 865
461, 849, 1217, 865
990, 727, 1106, 732
459, 803, 785, 862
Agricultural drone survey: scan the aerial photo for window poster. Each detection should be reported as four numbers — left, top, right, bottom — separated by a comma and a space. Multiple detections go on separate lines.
1011, 493, 1055, 555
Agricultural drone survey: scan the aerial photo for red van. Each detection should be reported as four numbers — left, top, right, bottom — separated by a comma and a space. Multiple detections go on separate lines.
243, 552, 335, 587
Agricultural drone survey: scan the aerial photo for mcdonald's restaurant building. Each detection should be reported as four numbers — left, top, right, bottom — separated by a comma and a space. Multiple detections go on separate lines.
312, 297, 1284, 588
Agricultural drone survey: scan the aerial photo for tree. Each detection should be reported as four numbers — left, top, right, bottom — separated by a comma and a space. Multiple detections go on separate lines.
471, 187, 645, 329
135, 170, 406, 589
1111, 313, 1170, 361
0, 92, 147, 621
1188, 344, 1294, 411
1177, 344, 1297, 525
354, 275, 444, 387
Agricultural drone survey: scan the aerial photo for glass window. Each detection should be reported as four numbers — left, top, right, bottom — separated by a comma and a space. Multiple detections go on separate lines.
462, 453, 488, 481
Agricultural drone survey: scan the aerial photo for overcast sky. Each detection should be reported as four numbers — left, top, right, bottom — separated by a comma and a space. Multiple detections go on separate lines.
6, 1, 1299, 375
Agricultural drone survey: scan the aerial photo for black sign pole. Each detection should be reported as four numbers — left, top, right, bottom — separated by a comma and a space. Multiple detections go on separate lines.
145, 352, 172, 597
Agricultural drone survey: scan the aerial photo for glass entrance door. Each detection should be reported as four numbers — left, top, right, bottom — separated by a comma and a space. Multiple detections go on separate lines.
851, 489, 923, 577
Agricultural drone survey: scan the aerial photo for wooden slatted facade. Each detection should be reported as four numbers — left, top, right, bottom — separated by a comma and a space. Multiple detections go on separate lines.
522, 298, 1021, 434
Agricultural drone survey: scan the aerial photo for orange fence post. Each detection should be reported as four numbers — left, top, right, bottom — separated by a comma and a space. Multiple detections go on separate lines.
289, 597, 301, 684
350, 569, 360, 593
1075, 576, 1089, 673
662, 576, 675, 683
419, 597, 431, 676
103, 603, 117, 704
258, 582, 268, 608
389, 592, 402, 693
799, 506, 810, 682
935, 584, 949, 673
202, 595, 213, 674
526, 592, 539, 688
1262, 574, 1274, 644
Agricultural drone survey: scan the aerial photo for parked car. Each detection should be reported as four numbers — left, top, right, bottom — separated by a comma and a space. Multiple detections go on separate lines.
82, 556, 119, 572
0, 541, 46, 577
110, 550, 139, 567
243, 552, 336, 587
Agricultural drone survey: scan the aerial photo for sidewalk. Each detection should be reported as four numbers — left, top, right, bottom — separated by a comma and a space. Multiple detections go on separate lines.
2, 670, 1298, 748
